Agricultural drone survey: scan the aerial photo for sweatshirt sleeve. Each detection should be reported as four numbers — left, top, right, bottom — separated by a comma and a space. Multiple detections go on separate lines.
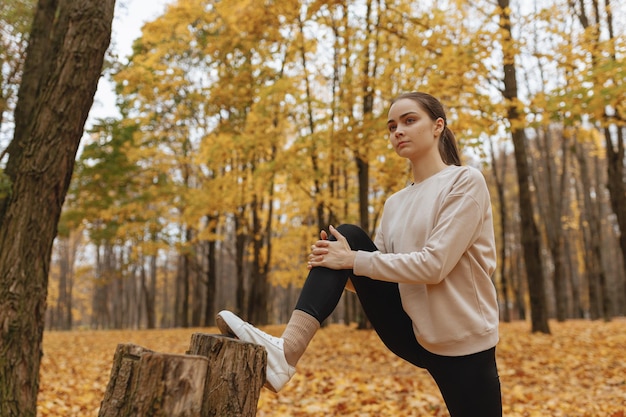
353, 170, 488, 284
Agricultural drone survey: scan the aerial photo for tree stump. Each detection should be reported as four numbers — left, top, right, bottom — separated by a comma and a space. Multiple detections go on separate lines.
99, 334, 267, 417
188, 333, 267, 416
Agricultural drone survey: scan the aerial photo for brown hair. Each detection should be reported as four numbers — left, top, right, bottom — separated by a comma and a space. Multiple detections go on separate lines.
390, 92, 461, 166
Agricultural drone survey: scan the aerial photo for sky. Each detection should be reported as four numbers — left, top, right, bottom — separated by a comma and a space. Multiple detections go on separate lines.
88, 0, 173, 123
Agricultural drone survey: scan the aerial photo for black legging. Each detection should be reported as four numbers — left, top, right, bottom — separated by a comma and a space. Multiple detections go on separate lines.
295, 224, 502, 417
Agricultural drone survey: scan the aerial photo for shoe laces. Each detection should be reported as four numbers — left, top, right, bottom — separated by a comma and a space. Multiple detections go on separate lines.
249, 325, 283, 348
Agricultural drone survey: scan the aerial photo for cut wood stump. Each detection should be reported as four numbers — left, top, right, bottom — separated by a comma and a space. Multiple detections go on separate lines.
99, 334, 267, 417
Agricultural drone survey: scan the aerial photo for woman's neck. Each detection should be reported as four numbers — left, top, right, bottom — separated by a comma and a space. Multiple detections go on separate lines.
411, 157, 448, 185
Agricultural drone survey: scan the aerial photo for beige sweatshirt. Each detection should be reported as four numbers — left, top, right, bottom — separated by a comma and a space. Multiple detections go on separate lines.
353, 165, 499, 356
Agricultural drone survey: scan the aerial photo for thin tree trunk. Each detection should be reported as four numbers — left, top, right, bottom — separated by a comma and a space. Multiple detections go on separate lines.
564, 234, 582, 318
593, 147, 612, 321
161, 257, 170, 328
203, 215, 218, 327
66, 231, 78, 329
248, 194, 268, 324
574, 139, 605, 319
234, 212, 247, 319
140, 256, 155, 329
488, 137, 511, 321
497, 0, 550, 333
512, 249, 527, 320
532, 126, 570, 321
182, 228, 192, 327
191, 250, 203, 327
147, 254, 157, 328
57, 237, 70, 329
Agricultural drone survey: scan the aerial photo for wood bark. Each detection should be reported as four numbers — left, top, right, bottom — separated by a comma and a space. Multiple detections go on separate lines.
203, 218, 218, 326
248, 193, 271, 325
99, 344, 208, 417
188, 333, 266, 416
99, 344, 155, 417
99, 335, 266, 417
234, 213, 247, 318
488, 136, 511, 321
574, 140, 606, 319
497, 0, 550, 333
0, 0, 115, 415
531, 126, 570, 321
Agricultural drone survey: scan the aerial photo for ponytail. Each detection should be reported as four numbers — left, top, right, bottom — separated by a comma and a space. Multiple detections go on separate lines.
439, 126, 461, 166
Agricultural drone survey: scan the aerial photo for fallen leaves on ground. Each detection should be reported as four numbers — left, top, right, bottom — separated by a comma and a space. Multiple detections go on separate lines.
38, 319, 626, 416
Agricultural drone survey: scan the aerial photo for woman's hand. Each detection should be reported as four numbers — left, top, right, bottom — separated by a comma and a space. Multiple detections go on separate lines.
307, 225, 356, 270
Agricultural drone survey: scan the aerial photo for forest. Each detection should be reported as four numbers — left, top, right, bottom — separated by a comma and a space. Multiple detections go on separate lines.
1, 0, 625, 415
2, 0, 625, 333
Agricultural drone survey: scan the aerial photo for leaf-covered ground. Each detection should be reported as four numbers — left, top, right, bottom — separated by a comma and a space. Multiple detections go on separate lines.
38, 319, 626, 416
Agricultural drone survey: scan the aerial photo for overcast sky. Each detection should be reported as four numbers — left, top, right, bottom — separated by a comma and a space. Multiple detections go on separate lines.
88, 0, 172, 122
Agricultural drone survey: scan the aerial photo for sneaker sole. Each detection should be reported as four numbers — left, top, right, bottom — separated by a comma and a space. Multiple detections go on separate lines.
216, 315, 236, 337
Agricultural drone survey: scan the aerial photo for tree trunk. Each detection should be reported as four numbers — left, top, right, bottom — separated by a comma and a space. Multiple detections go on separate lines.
497, 0, 550, 333
56, 236, 72, 330
99, 335, 266, 417
92, 242, 111, 328
191, 252, 203, 327
0, 0, 114, 415
234, 212, 247, 318
512, 249, 527, 320
593, 146, 612, 321
182, 228, 193, 327
531, 126, 570, 321
353, 0, 379, 331
604, 126, 626, 296
564, 234, 583, 318
248, 193, 270, 324
147, 254, 157, 329
574, 139, 606, 319
161, 258, 171, 327
203, 215, 218, 326
112, 249, 124, 328
488, 137, 511, 321
66, 233, 76, 329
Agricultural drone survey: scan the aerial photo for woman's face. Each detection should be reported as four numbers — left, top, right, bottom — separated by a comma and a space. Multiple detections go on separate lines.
387, 98, 444, 164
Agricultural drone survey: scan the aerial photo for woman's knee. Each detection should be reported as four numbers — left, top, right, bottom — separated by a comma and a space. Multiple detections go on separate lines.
334, 224, 376, 251
335, 223, 365, 237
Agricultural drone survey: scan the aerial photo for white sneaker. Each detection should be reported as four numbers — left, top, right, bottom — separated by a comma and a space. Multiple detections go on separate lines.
216, 310, 296, 392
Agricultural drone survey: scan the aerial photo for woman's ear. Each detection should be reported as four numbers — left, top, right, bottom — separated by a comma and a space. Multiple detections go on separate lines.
435, 117, 445, 135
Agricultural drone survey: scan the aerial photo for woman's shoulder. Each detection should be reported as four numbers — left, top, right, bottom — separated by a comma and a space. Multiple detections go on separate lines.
443, 164, 488, 186
441, 164, 482, 177
447, 165, 492, 209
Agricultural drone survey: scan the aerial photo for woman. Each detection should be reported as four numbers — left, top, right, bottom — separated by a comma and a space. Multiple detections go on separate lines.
217, 92, 502, 417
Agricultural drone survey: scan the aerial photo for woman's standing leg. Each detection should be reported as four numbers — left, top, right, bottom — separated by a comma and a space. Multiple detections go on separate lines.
302, 224, 501, 416
426, 347, 502, 417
